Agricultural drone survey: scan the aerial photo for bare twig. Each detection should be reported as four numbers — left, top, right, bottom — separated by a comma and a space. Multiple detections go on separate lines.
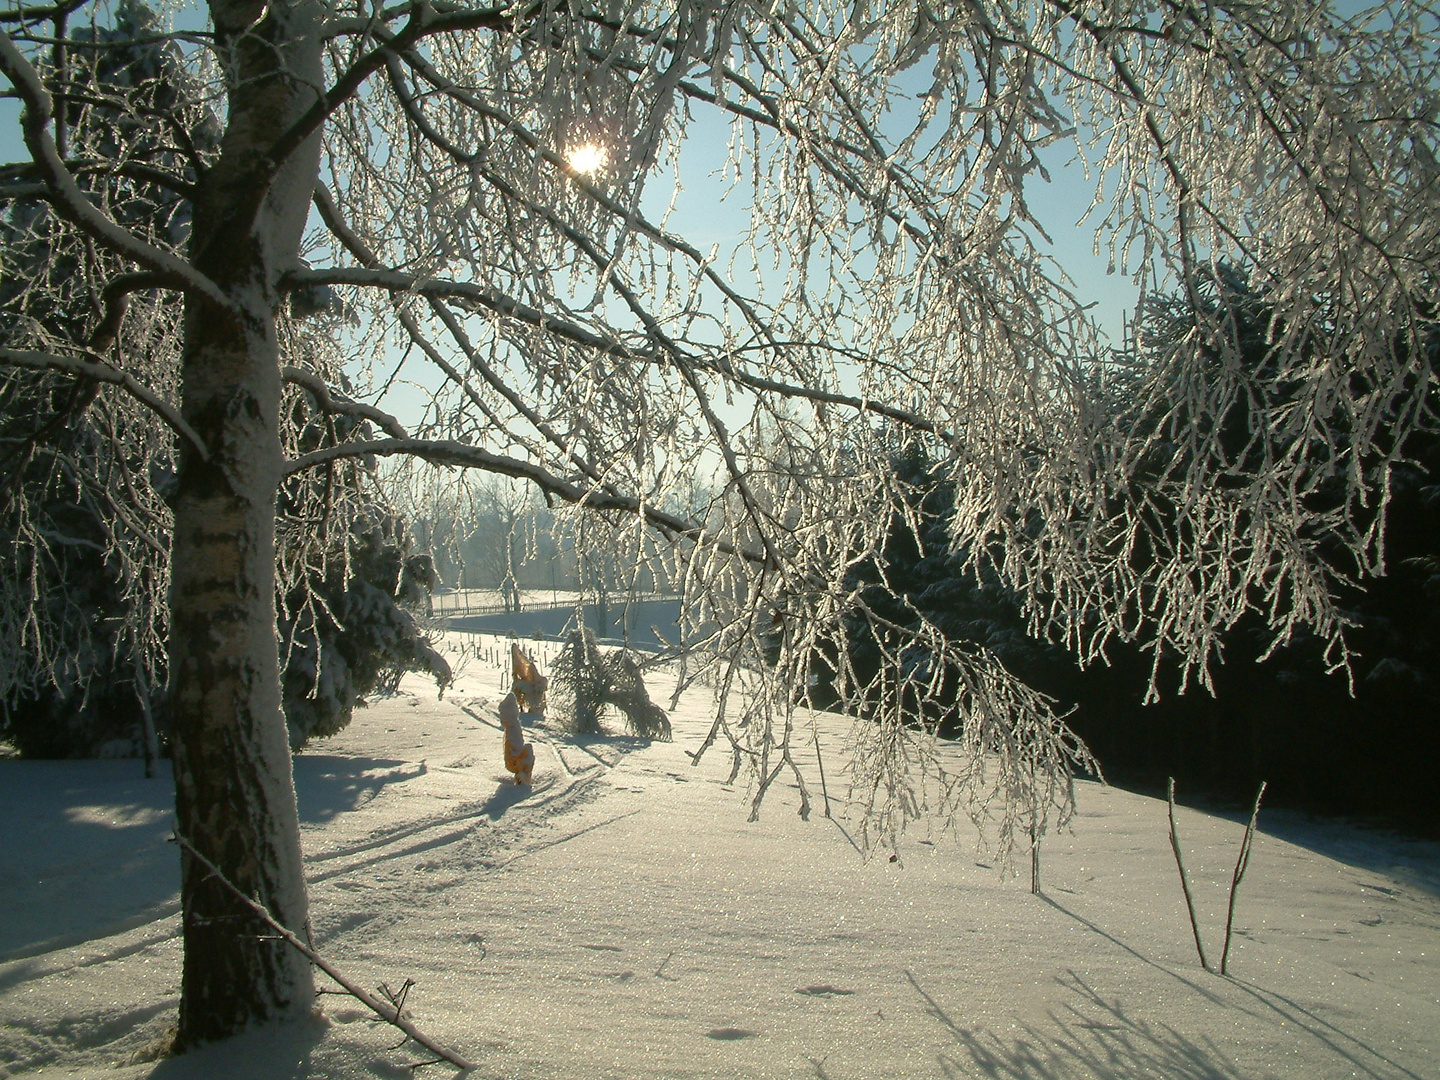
812, 725, 832, 819
1221, 780, 1267, 976
1030, 760, 1041, 895
1030, 828, 1041, 896
171, 831, 476, 1070
1167, 778, 1213, 973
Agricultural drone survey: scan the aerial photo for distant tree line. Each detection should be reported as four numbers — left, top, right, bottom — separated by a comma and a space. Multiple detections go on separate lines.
408, 474, 687, 609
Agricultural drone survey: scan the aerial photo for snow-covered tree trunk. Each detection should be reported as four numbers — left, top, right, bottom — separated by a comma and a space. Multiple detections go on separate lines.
167, 0, 322, 1046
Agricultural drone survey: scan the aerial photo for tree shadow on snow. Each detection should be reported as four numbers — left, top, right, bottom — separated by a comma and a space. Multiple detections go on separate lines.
909, 969, 1246, 1080
291, 755, 424, 824
140, 1016, 383, 1080
1246, 806, 1440, 899
1031, 896, 1428, 1080
538, 724, 655, 770
0, 759, 178, 962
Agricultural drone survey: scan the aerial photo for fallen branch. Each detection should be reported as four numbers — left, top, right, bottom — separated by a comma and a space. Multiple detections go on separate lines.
1221, 780, 1267, 976
171, 831, 475, 1070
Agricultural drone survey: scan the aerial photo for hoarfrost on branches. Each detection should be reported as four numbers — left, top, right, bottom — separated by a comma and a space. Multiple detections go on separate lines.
3, 0, 1438, 1041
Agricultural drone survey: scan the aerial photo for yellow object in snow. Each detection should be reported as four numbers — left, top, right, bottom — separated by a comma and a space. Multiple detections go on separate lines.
498, 691, 535, 785
511, 643, 548, 713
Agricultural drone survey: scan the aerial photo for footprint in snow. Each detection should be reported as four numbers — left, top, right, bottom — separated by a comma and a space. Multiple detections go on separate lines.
706, 1027, 758, 1040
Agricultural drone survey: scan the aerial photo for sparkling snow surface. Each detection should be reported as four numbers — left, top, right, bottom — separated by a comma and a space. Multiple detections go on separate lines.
2, 634, 1437, 1079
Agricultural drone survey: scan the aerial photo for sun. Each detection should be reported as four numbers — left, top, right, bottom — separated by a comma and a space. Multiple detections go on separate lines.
565, 142, 609, 176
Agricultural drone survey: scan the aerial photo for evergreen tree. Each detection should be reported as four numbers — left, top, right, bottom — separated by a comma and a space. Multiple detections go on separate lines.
0, 3, 446, 759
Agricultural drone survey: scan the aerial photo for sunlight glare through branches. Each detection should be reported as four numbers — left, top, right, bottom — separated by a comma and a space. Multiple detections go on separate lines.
565, 142, 609, 176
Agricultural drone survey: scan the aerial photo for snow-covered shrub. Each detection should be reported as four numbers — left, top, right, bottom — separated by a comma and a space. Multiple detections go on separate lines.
279, 523, 450, 748
602, 650, 672, 741
548, 627, 670, 740
549, 628, 610, 735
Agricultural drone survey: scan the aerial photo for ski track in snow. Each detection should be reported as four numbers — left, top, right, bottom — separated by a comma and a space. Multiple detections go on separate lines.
1, 633, 1438, 1079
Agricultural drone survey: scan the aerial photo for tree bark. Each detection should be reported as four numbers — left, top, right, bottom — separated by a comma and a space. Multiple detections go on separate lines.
168, 0, 323, 1048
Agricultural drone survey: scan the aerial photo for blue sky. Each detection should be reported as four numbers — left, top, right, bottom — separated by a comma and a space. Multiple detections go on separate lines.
1, 43, 1137, 352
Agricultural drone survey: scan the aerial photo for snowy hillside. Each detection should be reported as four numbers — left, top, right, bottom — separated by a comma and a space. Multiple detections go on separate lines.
2, 634, 1437, 1079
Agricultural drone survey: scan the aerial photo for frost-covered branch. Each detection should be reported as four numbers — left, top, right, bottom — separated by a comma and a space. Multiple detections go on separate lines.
0, 346, 208, 459
0, 32, 231, 309
281, 365, 408, 440
210, 3, 517, 262
284, 263, 955, 442
0, 157, 197, 199
285, 434, 762, 558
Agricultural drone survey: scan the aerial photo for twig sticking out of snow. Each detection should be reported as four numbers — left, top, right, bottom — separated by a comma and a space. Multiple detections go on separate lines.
1167, 778, 1214, 973
1221, 781, 1267, 976
171, 831, 475, 1070
1166, 779, 1268, 977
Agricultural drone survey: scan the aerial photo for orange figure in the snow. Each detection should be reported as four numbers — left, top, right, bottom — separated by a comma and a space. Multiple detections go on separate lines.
498, 691, 535, 785
501, 644, 546, 785
511, 643, 547, 712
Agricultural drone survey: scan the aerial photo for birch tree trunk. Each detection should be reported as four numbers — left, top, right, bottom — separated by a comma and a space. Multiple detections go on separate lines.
167, 0, 322, 1047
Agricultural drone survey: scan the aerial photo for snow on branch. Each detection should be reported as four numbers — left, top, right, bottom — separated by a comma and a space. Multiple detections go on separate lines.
0, 346, 209, 460
213, 3, 517, 265
280, 366, 408, 440
283, 435, 762, 562
282, 264, 952, 440
0, 33, 232, 310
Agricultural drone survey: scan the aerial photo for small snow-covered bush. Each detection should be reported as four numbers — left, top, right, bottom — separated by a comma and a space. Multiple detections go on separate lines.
603, 650, 672, 741
549, 627, 671, 741
549, 628, 609, 736
280, 526, 450, 748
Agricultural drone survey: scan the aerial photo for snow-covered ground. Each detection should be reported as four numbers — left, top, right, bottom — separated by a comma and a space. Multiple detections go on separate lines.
2, 634, 1437, 1079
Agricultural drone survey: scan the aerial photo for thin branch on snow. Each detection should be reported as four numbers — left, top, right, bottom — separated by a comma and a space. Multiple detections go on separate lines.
1221, 780, 1267, 977
1167, 779, 1214, 974
171, 831, 476, 1071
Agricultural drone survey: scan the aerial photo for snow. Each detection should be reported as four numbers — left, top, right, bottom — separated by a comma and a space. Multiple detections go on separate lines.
2, 633, 1437, 1079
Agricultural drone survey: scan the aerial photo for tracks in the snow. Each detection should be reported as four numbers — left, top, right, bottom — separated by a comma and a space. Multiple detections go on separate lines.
457, 702, 644, 779
303, 703, 609, 887
304, 701, 658, 889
